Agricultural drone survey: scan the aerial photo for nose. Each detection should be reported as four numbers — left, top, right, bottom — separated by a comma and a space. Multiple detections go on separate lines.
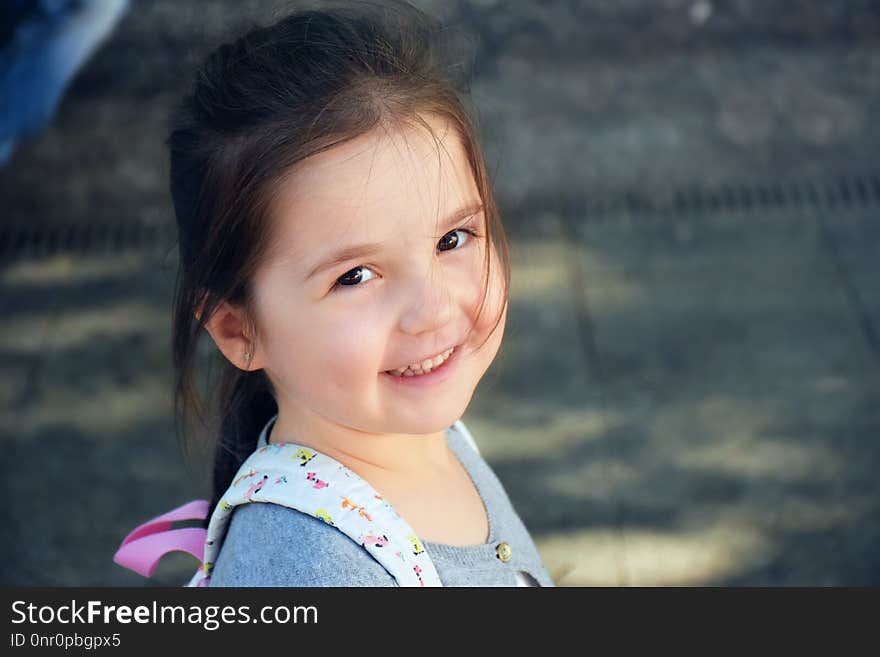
396, 266, 454, 335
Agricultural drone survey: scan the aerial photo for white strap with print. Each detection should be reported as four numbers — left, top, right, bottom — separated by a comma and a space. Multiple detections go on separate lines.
188, 418, 479, 588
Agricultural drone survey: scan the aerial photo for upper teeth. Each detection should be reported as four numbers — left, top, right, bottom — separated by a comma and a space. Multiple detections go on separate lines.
389, 347, 454, 376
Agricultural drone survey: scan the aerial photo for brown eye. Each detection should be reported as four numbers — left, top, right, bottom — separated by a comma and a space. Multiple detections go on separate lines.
333, 265, 376, 290
438, 228, 478, 252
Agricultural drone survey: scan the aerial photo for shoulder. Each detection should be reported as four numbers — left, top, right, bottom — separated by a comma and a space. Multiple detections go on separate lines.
208, 502, 399, 587
451, 419, 481, 457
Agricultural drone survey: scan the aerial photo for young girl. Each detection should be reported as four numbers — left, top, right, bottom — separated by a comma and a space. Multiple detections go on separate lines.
114, 0, 554, 587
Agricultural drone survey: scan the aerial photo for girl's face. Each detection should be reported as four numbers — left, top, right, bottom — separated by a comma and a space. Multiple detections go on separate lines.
250, 115, 507, 440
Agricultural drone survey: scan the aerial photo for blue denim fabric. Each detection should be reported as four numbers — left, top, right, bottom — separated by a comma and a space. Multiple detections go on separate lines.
210, 502, 400, 587
0, 0, 128, 164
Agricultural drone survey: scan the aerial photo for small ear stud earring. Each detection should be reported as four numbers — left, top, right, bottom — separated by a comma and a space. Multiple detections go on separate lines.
244, 350, 251, 364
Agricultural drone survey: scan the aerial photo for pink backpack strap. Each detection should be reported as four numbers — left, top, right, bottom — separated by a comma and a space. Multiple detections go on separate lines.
113, 500, 209, 577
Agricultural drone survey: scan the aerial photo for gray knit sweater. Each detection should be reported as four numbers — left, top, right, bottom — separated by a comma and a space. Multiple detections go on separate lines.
209, 418, 555, 587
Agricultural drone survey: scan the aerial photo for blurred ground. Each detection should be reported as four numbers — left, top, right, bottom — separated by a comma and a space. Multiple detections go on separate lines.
1, 0, 878, 586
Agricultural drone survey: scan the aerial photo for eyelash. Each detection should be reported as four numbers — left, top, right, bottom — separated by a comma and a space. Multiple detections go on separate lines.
330, 227, 482, 292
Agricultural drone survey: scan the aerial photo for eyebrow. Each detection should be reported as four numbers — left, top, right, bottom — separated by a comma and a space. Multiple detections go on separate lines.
304, 202, 484, 281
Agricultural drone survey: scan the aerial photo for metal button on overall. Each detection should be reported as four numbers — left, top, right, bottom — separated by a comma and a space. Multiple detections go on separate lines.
495, 542, 512, 562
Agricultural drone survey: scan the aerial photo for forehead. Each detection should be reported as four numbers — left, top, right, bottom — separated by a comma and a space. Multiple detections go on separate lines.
267, 115, 479, 259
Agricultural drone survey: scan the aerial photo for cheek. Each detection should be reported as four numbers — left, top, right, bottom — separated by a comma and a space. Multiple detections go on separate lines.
327, 318, 376, 357
468, 246, 508, 335
305, 305, 389, 374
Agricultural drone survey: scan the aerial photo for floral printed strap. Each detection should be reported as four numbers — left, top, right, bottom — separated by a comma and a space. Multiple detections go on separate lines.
196, 442, 444, 587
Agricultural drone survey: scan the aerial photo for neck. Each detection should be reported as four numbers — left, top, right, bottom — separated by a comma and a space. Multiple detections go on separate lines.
267, 409, 455, 480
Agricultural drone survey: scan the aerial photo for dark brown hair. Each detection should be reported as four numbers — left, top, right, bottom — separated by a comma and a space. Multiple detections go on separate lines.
167, 0, 511, 524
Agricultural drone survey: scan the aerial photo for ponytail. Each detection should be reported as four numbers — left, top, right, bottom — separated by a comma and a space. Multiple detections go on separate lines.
205, 370, 277, 527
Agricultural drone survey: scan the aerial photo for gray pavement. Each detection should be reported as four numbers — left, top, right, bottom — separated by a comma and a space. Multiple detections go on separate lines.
1, 0, 878, 585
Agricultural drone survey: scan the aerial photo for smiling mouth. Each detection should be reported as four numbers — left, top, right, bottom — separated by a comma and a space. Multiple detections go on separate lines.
384, 345, 456, 377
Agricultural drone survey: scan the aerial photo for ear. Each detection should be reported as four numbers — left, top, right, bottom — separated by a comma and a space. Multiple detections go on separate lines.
200, 300, 264, 371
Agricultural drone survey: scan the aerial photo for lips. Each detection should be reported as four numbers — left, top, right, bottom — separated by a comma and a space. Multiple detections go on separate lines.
384, 344, 457, 375
381, 342, 461, 385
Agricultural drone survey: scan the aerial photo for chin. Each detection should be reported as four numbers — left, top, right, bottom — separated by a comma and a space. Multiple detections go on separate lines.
394, 407, 469, 434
